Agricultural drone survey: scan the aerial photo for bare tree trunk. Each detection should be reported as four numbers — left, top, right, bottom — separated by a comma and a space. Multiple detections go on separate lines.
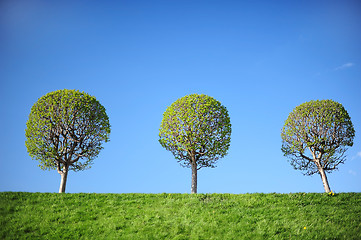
316, 162, 331, 193
191, 162, 197, 194
59, 166, 69, 193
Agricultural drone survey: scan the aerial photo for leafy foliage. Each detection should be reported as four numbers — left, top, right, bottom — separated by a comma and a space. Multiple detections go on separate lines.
25, 89, 110, 172
159, 94, 231, 169
281, 100, 355, 175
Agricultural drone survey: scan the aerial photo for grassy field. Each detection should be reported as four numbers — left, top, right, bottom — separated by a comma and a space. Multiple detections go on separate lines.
0, 192, 360, 239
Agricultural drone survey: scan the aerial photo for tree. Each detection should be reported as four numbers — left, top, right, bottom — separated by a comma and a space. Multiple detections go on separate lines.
159, 94, 231, 193
281, 100, 355, 192
25, 89, 111, 193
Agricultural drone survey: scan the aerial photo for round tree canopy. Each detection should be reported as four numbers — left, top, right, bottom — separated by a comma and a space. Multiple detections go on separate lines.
25, 89, 111, 171
281, 99, 355, 175
159, 94, 231, 169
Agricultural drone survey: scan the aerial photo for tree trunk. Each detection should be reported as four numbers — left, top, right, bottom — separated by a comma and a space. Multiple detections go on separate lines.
59, 166, 69, 193
191, 162, 197, 194
316, 162, 331, 193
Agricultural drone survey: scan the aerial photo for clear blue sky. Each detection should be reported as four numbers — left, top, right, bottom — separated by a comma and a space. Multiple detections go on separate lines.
1, 0, 360, 193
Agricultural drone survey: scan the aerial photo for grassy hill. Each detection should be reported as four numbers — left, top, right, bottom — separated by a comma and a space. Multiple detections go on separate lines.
1, 192, 360, 239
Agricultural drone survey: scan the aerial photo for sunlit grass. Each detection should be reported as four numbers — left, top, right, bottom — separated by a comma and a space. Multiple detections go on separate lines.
1, 192, 360, 239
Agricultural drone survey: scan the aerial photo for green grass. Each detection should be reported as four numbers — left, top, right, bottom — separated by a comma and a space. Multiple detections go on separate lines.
1, 192, 360, 239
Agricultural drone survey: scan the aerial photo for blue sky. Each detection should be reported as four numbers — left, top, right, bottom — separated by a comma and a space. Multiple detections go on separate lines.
1, 0, 360, 193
